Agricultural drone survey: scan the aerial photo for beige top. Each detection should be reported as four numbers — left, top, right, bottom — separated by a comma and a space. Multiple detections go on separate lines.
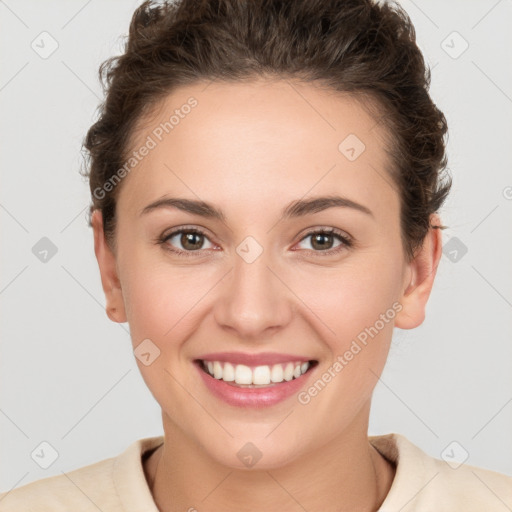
1, 433, 511, 511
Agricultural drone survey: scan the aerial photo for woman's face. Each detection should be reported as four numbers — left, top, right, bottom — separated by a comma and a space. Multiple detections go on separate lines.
93, 78, 438, 469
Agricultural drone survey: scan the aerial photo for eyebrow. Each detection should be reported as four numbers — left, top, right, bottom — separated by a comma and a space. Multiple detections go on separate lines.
140, 195, 374, 221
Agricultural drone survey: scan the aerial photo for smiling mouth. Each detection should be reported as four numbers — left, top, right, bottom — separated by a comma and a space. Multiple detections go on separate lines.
195, 359, 319, 388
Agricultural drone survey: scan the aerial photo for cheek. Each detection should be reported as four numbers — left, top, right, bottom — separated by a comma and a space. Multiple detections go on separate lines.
121, 265, 207, 398
288, 252, 403, 353
289, 259, 402, 412
121, 258, 217, 349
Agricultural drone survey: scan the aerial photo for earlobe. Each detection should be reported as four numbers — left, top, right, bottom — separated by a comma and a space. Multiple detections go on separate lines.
394, 214, 443, 330
91, 209, 127, 324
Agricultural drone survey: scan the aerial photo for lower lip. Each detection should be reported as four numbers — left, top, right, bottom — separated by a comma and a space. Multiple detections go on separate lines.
194, 361, 317, 408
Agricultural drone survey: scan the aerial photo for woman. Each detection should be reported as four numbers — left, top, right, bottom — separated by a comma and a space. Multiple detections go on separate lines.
1, 0, 510, 510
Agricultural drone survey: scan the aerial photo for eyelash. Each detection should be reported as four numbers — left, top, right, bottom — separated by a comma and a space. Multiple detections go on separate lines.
155, 226, 353, 258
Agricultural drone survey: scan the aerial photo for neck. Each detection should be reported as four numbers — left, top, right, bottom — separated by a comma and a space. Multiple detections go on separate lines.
145, 404, 395, 512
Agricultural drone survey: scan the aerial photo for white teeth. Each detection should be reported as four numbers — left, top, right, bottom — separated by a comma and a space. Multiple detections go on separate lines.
222, 362, 235, 381
234, 364, 252, 384
201, 360, 311, 385
270, 364, 283, 383
283, 362, 294, 381
213, 361, 223, 379
253, 365, 271, 385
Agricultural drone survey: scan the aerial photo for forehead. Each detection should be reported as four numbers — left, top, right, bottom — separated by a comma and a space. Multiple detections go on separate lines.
118, 79, 398, 220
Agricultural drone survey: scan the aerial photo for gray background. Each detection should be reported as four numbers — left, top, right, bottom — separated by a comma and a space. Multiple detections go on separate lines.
1, 0, 511, 492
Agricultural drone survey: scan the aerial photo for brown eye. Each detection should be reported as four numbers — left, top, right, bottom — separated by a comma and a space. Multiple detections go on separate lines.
180, 232, 204, 251
310, 232, 335, 250
161, 228, 215, 254
295, 228, 352, 255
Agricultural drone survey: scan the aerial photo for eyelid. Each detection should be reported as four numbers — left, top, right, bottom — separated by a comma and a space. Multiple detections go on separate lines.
295, 225, 352, 244
161, 225, 212, 239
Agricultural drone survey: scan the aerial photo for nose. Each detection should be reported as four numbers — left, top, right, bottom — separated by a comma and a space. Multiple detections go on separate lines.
213, 247, 293, 341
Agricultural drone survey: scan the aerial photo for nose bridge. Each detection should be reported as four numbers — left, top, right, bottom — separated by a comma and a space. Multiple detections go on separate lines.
214, 239, 292, 338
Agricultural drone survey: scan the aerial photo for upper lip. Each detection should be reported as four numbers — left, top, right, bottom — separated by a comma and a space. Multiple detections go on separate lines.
195, 352, 316, 366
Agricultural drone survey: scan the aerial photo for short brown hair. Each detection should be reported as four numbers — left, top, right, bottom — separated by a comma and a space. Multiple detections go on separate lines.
81, 0, 451, 261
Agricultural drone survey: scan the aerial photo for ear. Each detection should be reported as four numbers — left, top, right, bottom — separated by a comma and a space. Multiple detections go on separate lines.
91, 209, 127, 323
394, 213, 443, 329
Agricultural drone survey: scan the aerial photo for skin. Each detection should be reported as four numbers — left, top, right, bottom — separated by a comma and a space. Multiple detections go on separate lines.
92, 78, 442, 512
